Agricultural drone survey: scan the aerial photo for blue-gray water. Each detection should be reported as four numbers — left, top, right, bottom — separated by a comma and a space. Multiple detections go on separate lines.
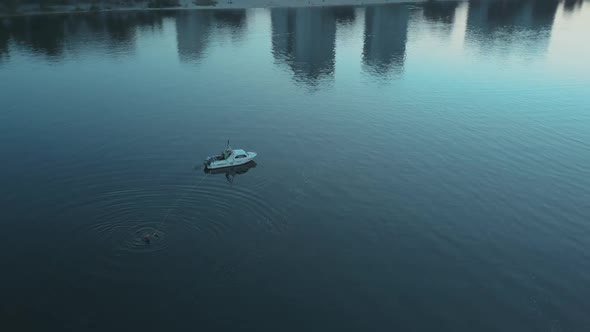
1, 1, 590, 331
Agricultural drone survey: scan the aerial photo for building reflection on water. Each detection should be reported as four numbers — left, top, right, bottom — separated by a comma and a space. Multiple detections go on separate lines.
563, 0, 584, 12
0, 11, 169, 59
176, 11, 213, 63
422, 0, 459, 24
0, 18, 9, 60
467, 0, 559, 31
213, 9, 247, 30
363, 4, 409, 77
466, 0, 560, 55
176, 9, 247, 63
271, 7, 337, 87
0, 1, 574, 81
333, 6, 356, 25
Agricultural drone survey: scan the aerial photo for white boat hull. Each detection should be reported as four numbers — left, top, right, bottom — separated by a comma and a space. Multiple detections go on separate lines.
205, 151, 257, 170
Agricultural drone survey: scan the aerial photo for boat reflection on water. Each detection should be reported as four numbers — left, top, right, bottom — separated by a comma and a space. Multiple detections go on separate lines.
204, 161, 257, 184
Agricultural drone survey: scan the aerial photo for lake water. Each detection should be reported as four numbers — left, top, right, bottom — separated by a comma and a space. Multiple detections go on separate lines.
1, 1, 590, 331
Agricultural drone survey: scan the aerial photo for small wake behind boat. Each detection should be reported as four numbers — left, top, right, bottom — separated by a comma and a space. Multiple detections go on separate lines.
204, 141, 257, 170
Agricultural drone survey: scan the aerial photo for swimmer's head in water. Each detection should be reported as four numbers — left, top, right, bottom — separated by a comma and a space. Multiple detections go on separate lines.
143, 232, 160, 244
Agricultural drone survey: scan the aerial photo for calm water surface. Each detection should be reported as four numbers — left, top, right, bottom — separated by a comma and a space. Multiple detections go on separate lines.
1, 1, 590, 331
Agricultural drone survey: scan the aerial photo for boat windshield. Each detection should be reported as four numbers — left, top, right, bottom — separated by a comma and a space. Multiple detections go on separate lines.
223, 150, 231, 159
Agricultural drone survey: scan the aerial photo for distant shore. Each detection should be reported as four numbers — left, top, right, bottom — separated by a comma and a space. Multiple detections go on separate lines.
0, 0, 450, 18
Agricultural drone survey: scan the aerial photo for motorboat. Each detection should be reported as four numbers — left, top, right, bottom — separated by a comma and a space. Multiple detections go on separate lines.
204, 141, 257, 170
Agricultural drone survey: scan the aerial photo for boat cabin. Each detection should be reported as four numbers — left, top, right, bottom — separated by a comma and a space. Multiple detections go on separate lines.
220, 149, 248, 161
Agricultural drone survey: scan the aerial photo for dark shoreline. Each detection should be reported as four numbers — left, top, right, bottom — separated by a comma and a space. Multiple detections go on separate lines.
0, 0, 433, 18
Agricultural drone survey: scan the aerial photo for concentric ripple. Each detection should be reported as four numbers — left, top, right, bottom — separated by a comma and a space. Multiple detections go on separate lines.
55, 156, 312, 284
